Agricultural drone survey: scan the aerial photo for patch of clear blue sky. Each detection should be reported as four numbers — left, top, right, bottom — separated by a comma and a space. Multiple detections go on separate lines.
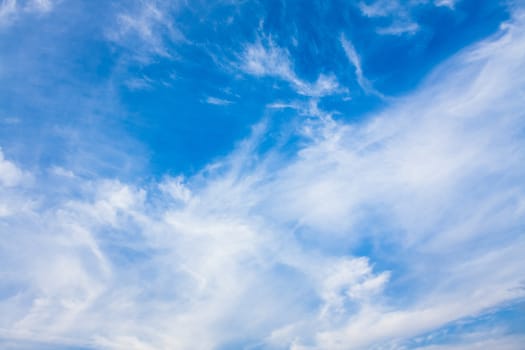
0, 0, 509, 178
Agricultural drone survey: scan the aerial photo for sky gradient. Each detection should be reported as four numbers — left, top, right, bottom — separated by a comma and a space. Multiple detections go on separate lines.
1, 0, 525, 349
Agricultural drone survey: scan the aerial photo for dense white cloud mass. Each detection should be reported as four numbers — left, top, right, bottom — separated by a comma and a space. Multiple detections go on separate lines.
1, 6, 525, 350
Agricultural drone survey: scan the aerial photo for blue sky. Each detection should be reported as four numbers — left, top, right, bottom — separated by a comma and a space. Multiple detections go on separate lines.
1, 0, 525, 349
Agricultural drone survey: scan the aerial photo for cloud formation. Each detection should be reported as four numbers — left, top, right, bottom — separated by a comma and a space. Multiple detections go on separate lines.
240, 38, 346, 97
0, 0, 54, 26
357, 0, 458, 36
107, 0, 185, 63
1, 2, 524, 350
340, 34, 384, 97
1, 7, 525, 349
204, 96, 233, 106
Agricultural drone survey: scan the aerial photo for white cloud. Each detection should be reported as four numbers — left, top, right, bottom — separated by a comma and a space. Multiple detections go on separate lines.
0, 148, 30, 187
1, 6, 525, 350
240, 38, 346, 97
26, 0, 53, 13
358, 0, 401, 17
158, 175, 191, 202
357, 0, 459, 36
0, 0, 17, 26
340, 34, 384, 97
434, 0, 458, 9
376, 20, 420, 36
49, 165, 75, 178
124, 76, 154, 91
358, 0, 420, 36
0, 0, 55, 26
107, 0, 185, 63
204, 96, 233, 106
413, 333, 525, 350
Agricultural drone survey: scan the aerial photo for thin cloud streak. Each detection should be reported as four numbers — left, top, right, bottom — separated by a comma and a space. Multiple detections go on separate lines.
340, 34, 385, 98
204, 96, 233, 106
239, 38, 347, 97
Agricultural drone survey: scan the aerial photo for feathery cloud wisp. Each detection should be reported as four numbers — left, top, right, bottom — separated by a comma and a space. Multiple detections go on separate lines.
240, 39, 346, 97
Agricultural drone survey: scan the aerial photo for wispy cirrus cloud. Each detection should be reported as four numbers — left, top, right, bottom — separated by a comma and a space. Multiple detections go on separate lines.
413, 334, 525, 350
204, 96, 233, 106
434, 0, 458, 9
239, 38, 347, 97
340, 34, 384, 98
357, 0, 458, 36
357, 0, 420, 36
107, 0, 185, 63
0, 0, 55, 26
1, 7, 525, 349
